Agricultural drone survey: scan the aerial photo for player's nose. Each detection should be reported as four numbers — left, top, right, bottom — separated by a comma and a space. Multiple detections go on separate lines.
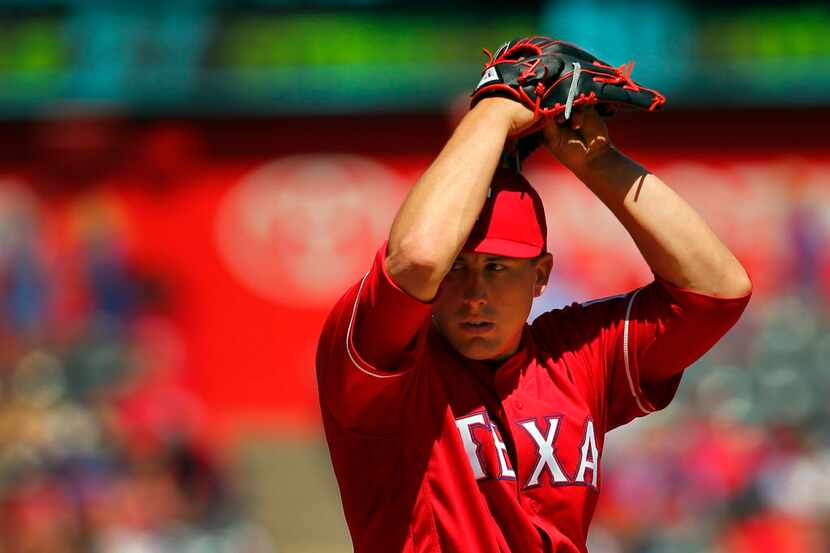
462, 269, 488, 304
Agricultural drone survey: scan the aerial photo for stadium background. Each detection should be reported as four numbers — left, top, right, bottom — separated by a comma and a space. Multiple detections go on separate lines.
1, 1, 829, 551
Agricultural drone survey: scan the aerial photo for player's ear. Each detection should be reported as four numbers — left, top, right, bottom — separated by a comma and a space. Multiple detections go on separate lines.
533, 253, 553, 297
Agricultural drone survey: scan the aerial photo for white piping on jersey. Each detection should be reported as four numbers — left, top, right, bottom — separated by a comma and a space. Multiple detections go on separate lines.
623, 288, 653, 414
345, 271, 407, 379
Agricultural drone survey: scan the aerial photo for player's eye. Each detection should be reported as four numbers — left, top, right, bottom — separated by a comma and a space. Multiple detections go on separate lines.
487, 263, 506, 271
451, 260, 465, 271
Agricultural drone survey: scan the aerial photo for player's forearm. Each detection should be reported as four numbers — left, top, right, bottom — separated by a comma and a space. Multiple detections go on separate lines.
386, 99, 514, 301
577, 148, 751, 297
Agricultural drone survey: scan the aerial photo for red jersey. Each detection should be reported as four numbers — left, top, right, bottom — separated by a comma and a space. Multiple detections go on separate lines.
316, 242, 750, 552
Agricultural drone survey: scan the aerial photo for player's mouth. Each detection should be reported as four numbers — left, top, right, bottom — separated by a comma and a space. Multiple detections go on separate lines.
460, 320, 495, 334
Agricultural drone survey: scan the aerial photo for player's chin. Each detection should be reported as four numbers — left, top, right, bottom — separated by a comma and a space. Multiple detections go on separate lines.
462, 349, 500, 361
453, 336, 503, 361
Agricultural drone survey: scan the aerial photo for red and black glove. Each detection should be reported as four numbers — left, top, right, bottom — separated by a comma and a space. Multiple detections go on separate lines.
471, 36, 666, 162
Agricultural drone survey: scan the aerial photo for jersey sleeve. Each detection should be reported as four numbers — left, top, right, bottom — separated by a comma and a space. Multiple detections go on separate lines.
534, 275, 751, 431
315, 241, 433, 432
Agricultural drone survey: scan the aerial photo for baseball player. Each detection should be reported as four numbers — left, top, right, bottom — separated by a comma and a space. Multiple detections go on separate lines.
316, 38, 751, 552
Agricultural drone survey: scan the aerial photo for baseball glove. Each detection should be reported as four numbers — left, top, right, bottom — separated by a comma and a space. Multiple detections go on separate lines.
471, 36, 666, 163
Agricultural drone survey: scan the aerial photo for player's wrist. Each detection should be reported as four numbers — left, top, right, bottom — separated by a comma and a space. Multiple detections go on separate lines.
473, 97, 536, 136
574, 147, 648, 193
575, 142, 619, 173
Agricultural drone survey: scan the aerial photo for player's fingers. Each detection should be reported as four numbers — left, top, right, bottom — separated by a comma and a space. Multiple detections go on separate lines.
578, 107, 609, 141
543, 119, 584, 155
569, 109, 584, 130
554, 108, 583, 128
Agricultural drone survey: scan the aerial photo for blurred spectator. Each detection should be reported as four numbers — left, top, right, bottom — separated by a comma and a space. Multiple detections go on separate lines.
0, 187, 273, 553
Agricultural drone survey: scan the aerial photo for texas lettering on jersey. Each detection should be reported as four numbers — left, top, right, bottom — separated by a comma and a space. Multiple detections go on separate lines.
455, 411, 599, 488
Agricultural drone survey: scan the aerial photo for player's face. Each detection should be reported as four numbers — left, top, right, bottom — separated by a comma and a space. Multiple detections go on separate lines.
432, 252, 552, 362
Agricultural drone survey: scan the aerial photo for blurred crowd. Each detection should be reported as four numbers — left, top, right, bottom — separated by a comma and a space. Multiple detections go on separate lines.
0, 184, 272, 553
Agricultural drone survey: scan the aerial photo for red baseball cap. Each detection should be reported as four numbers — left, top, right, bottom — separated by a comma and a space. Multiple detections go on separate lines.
462, 168, 548, 258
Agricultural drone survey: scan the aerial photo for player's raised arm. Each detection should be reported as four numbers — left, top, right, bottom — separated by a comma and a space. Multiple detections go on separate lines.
541, 109, 751, 298
385, 98, 534, 302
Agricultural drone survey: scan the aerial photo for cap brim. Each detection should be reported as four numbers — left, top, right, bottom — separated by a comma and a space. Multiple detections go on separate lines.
464, 237, 543, 259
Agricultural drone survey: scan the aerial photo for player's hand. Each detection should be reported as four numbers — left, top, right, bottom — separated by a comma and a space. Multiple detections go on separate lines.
475, 97, 537, 137
541, 108, 614, 173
